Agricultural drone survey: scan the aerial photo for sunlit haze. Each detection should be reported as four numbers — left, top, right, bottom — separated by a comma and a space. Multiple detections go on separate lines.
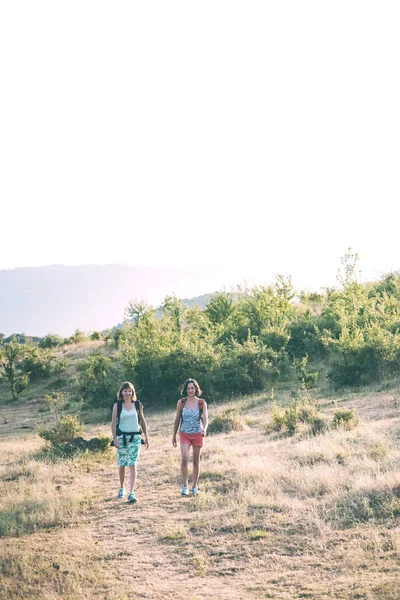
1, 1, 399, 296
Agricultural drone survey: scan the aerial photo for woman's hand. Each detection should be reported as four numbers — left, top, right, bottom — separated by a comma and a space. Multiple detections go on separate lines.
113, 436, 119, 449
144, 435, 150, 449
172, 435, 177, 447
201, 428, 207, 437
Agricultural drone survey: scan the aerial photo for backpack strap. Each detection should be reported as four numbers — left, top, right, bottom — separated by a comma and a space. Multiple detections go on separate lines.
135, 399, 141, 429
198, 398, 204, 420
178, 398, 187, 426
116, 400, 123, 435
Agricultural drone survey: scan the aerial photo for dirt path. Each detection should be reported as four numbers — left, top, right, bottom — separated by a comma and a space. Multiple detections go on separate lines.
89, 437, 260, 600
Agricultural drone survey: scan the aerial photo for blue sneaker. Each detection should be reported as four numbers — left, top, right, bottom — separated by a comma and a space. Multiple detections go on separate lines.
191, 487, 199, 497
117, 488, 125, 499
181, 485, 189, 496
127, 492, 137, 504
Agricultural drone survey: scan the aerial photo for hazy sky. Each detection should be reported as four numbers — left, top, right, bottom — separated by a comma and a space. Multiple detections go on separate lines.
1, 1, 399, 293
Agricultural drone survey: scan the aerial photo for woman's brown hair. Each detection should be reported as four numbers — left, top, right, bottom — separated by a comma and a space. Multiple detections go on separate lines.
117, 381, 137, 402
180, 378, 202, 397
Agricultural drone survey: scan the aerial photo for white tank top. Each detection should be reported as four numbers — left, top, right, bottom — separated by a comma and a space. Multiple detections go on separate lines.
119, 406, 140, 432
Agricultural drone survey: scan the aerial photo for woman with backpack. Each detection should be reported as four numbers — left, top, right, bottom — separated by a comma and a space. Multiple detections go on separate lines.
172, 378, 208, 497
111, 381, 149, 503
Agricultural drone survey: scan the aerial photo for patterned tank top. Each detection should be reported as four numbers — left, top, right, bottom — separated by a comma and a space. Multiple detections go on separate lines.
180, 401, 202, 434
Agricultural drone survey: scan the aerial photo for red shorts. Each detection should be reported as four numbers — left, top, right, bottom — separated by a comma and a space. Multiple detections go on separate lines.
179, 432, 204, 447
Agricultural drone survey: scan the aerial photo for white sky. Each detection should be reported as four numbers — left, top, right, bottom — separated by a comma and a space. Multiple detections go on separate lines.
1, 1, 399, 293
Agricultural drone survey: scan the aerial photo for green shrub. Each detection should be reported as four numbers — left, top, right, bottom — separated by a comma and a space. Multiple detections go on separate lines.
38, 334, 63, 349
68, 329, 87, 344
90, 331, 104, 341
287, 296, 326, 358
270, 402, 298, 436
43, 391, 68, 413
292, 354, 319, 389
77, 353, 122, 407
121, 315, 218, 406
296, 399, 316, 422
309, 416, 329, 435
321, 276, 400, 387
21, 345, 54, 381
208, 406, 243, 434
327, 326, 400, 387
332, 408, 359, 430
38, 415, 84, 446
269, 395, 327, 437
211, 337, 279, 396
205, 292, 233, 325
47, 434, 111, 457
0, 340, 30, 401
53, 358, 66, 373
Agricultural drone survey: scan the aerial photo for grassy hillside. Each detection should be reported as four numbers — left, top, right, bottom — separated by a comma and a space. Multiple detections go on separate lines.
1, 377, 400, 599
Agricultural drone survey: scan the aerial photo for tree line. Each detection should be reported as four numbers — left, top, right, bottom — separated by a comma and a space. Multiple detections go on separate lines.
2, 251, 400, 409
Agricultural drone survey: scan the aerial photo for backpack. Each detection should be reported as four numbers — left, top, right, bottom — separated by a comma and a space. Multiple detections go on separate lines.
178, 397, 205, 428
110, 400, 143, 446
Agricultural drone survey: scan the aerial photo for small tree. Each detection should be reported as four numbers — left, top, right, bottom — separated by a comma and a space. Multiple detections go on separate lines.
43, 391, 69, 420
293, 354, 319, 389
0, 341, 30, 401
162, 294, 184, 333
125, 299, 154, 327
337, 248, 361, 287
205, 291, 233, 325
90, 331, 104, 341
21, 345, 54, 381
69, 329, 86, 344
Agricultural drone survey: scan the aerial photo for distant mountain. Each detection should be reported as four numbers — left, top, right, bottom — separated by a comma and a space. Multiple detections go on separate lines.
0, 265, 221, 337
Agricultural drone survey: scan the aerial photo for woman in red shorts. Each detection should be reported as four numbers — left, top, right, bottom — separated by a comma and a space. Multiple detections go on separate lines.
172, 378, 208, 497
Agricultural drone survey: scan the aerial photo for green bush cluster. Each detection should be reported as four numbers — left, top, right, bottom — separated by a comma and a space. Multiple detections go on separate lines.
46, 435, 111, 457
38, 333, 64, 349
94, 267, 400, 406
38, 414, 84, 446
332, 408, 359, 430
269, 395, 327, 436
208, 406, 243, 435
321, 274, 400, 386
38, 406, 110, 457
118, 280, 295, 406
4, 252, 400, 407
76, 353, 122, 407
0, 340, 63, 401
20, 345, 54, 381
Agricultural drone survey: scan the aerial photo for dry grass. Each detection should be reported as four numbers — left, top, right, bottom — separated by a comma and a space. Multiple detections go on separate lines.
1, 386, 400, 598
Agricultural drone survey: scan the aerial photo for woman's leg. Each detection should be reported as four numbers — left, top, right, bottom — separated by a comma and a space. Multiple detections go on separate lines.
128, 465, 137, 493
192, 446, 202, 488
119, 466, 125, 488
180, 444, 190, 486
